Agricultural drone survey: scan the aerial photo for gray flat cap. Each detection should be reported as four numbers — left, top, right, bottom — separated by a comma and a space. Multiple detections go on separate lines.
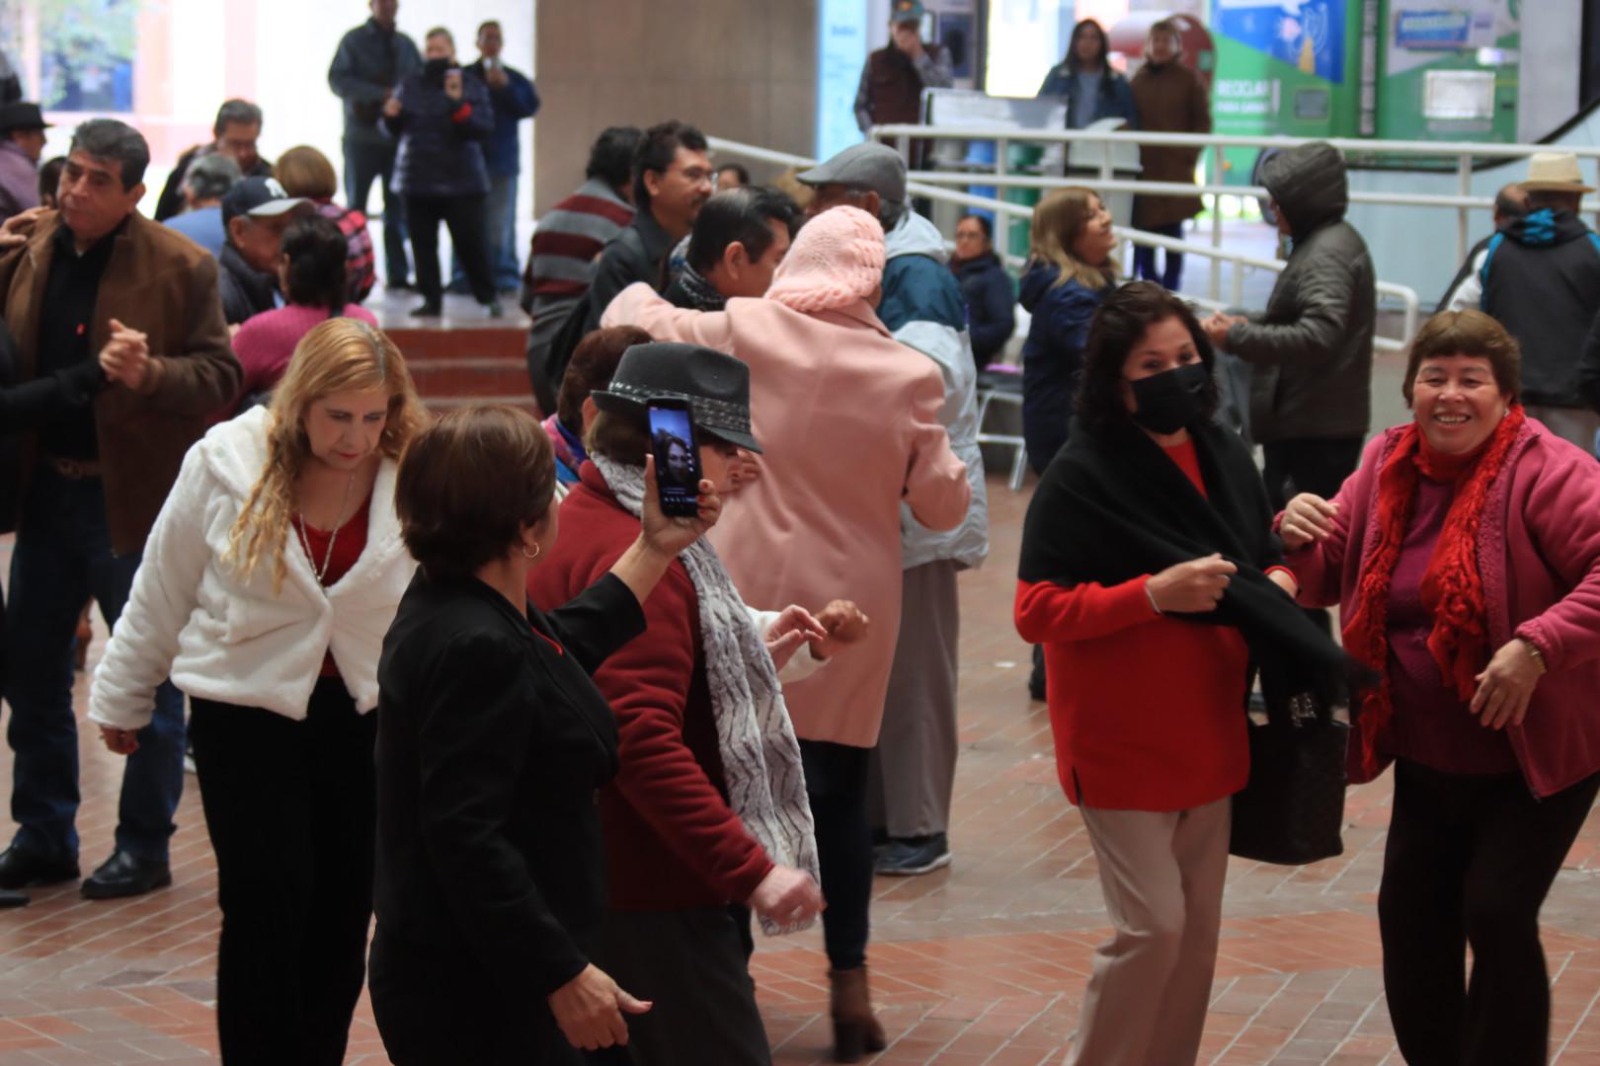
797, 142, 907, 203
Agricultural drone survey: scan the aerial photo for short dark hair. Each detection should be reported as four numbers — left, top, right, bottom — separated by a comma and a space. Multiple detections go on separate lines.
557, 325, 652, 433
1526, 188, 1582, 214
1493, 183, 1528, 221
716, 163, 751, 186
959, 213, 994, 241
686, 187, 800, 274
69, 119, 149, 190
633, 120, 707, 212
397, 405, 557, 580
37, 156, 65, 205
281, 214, 352, 316
1075, 281, 1219, 437
477, 19, 501, 35
213, 99, 263, 137
425, 26, 454, 47
586, 126, 642, 193
585, 408, 652, 467
1403, 309, 1521, 405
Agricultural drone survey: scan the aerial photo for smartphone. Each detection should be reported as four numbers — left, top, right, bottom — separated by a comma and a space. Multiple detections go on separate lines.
647, 398, 702, 518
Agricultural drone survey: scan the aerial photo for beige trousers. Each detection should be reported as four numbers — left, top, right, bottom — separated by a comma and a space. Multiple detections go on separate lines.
1067, 798, 1231, 1066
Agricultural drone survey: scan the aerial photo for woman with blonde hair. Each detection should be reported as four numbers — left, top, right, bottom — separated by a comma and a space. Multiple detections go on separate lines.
89, 318, 427, 1065
1019, 186, 1118, 700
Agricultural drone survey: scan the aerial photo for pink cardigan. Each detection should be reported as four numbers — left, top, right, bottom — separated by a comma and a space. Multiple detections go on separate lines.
1288, 419, 1600, 797
603, 282, 970, 748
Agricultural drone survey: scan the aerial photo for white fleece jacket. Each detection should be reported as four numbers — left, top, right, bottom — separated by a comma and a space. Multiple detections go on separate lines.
90, 407, 415, 730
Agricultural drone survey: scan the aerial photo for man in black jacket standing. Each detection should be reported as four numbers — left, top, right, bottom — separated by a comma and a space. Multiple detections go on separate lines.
329, 0, 421, 291
151, 99, 272, 223
1203, 141, 1376, 509
1478, 152, 1600, 450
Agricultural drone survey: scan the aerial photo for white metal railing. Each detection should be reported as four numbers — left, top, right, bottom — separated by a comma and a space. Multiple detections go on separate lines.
869, 123, 1600, 290
706, 135, 1420, 355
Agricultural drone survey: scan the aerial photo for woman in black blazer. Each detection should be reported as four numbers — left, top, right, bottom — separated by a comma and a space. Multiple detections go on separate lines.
371, 403, 721, 1065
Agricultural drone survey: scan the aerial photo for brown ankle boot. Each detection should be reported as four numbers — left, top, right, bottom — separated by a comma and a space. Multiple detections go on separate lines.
828, 966, 887, 1062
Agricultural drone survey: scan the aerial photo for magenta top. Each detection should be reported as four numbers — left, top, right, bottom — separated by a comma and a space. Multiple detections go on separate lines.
232, 304, 381, 399
1384, 475, 1518, 775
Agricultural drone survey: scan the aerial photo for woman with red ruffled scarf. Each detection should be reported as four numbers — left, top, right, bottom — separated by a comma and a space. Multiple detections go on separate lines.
1281, 308, 1600, 1066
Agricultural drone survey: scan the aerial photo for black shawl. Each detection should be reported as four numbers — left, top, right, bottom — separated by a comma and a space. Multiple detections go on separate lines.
1019, 418, 1356, 711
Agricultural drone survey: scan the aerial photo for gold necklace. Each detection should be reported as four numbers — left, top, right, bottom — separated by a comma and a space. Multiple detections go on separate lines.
298, 470, 358, 582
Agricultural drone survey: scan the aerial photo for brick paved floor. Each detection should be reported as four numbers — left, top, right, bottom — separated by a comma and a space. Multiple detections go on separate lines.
4, 456, 1600, 1065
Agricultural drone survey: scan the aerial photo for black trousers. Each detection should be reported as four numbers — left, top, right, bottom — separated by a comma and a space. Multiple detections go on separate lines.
343, 138, 410, 287
800, 739, 873, 971
1379, 760, 1600, 1066
188, 679, 377, 1066
405, 193, 495, 307
595, 907, 770, 1065
1131, 221, 1186, 291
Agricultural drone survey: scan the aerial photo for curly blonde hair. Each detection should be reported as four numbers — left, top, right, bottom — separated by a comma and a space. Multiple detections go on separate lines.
226, 318, 428, 591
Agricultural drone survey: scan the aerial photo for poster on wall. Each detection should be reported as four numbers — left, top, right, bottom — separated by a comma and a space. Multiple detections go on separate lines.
1210, 0, 1375, 183
1377, 0, 1518, 142
817, 0, 870, 159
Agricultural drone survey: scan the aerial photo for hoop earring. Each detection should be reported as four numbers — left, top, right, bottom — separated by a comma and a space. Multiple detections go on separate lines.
521, 543, 541, 561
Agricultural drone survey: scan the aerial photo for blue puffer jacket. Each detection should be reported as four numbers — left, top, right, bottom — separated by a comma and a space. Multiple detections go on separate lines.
952, 252, 1016, 368
1020, 262, 1110, 473
386, 69, 494, 199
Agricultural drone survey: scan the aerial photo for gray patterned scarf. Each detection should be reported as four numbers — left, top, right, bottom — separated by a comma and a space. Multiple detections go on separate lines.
592, 455, 820, 935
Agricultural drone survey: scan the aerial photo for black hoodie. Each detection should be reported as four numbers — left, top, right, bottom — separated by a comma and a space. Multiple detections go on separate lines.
1481, 207, 1600, 409
1223, 142, 1376, 445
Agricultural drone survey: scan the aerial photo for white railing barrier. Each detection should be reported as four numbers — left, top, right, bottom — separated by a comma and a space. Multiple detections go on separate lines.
868, 123, 1600, 291
706, 135, 1420, 356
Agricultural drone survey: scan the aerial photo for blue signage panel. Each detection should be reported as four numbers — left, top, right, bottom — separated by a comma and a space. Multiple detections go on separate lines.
817, 0, 869, 160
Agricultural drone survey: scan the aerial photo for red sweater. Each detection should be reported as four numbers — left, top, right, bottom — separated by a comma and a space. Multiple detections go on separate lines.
526, 464, 774, 910
1013, 439, 1251, 812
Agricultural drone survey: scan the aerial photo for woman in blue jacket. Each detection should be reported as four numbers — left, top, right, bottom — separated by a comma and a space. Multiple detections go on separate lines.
383, 27, 500, 319
1021, 187, 1117, 474
1037, 19, 1139, 131
951, 214, 1015, 369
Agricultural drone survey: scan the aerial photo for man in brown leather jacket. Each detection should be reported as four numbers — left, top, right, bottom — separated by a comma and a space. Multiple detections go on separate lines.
853, 0, 953, 136
0, 118, 239, 902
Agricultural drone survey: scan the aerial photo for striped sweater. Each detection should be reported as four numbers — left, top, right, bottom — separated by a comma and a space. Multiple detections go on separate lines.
525, 178, 635, 332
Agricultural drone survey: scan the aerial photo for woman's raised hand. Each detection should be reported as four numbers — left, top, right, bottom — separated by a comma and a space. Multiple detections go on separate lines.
1146, 554, 1237, 614
1280, 493, 1339, 551
764, 605, 829, 671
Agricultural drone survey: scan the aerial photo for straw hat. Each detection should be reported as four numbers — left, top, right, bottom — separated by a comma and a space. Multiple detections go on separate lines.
1523, 152, 1595, 193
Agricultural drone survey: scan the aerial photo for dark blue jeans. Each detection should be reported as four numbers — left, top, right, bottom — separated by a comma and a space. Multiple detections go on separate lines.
4, 467, 184, 862
343, 138, 411, 288
1132, 222, 1186, 291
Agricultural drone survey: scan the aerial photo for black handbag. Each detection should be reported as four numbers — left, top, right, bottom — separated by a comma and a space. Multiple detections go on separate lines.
1229, 687, 1350, 866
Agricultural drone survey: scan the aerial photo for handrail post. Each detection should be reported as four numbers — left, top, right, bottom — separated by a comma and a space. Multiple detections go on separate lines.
1210, 143, 1225, 303
1457, 154, 1472, 267
996, 136, 1010, 260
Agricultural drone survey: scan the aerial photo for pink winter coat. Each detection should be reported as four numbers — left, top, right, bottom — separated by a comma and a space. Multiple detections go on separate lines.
603, 282, 971, 748
1288, 419, 1600, 797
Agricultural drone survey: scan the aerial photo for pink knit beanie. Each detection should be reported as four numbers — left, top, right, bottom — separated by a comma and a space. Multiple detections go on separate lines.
766, 205, 886, 314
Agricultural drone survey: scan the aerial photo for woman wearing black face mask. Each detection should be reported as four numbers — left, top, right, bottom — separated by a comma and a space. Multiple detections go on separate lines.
1013, 282, 1347, 1066
383, 26, 501, 319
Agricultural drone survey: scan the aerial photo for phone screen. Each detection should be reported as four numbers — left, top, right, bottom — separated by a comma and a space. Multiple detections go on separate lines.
647, 401, 701, 517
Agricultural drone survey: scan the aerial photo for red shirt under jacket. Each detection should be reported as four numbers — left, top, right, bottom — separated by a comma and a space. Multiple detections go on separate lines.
526, 464, 774, 910
294, 495, 371, 679
1014, 439, 1252, 812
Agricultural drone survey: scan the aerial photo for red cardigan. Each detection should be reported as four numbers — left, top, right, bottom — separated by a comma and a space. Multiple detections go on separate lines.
1013, 440, 1252, 812
526, 464, 774, 910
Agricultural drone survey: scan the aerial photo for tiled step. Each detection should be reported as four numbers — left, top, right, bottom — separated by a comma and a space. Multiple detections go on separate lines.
406, 356, 532, 398
423, 393, 539, 417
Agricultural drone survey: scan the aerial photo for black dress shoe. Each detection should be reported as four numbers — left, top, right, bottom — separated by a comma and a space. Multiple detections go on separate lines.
409, 301, 443, 318
0, 888, 28, 908
0, 845, 80, 889
81, 849, 171, 900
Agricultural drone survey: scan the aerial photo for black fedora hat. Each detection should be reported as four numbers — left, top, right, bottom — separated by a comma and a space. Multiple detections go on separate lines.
0, 102, 51, 133
591, 342, 762, 453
